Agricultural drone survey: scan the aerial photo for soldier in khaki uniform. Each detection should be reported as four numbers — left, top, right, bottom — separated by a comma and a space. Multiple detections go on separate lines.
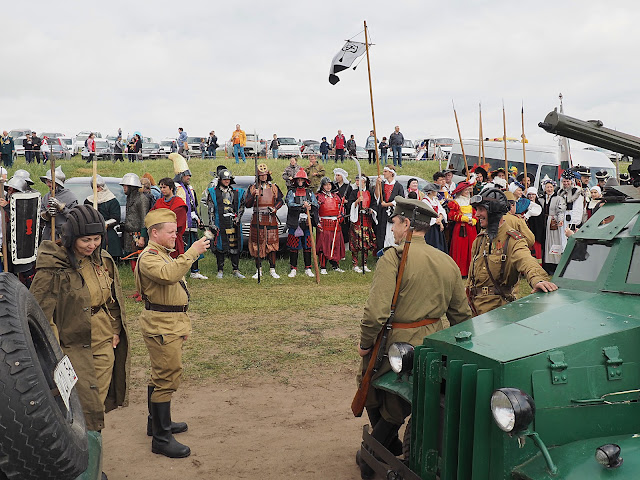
467, 189, 558, 316
135, 209, 209, 459
304, 154, 326, 191
357, 196, 471, 479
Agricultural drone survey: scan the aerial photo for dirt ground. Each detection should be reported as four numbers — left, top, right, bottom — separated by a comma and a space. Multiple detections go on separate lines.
103, 370, 369, 480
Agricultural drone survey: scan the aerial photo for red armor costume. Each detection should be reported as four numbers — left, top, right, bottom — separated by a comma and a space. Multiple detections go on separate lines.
349, 185, 377, 269
316, 191, 345, 264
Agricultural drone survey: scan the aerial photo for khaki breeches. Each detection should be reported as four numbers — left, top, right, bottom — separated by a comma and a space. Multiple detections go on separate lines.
143, 334, 184, 403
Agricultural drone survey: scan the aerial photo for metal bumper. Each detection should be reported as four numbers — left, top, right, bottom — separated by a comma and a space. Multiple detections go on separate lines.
360, 424, 420, 480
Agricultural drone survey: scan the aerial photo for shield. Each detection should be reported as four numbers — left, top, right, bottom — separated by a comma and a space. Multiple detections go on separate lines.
10, 192, 41, 264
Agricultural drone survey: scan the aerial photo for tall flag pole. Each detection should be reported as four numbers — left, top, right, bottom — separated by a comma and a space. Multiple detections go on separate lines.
521, 102, 528, 187
452, 100, 469, 181
363, 21, 381, 189
502, 100, 508, 174
479, 103, 485, 164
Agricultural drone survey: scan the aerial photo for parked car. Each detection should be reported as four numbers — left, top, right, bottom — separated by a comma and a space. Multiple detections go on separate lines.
94, 139, 113, 160
354, 146, 368, 161
301, 143, 321, 158
40, 132, 64, 139
13, 136, 26, 157
58, 136, 76, 155
300, 139, 319, 154
159, 139, 176, 157
9, 129, 31, 140
65, 176, 127, 221
274, 137, 301, 158
398, 139, 416, 161
141, 142, 161, 159
186, 136, 204, 157
200, 175, 288, 249
75, 131, 102, 153
43, 143, 71, 160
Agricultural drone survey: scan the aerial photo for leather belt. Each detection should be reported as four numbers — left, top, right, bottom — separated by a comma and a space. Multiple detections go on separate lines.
144, 300, 188, 313
392, 318, 439, 329
469, 286, 498, 296
90, 305, 105, 315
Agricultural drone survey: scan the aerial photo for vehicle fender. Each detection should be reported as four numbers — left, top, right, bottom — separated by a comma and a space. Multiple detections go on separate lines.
371, 370, 413, 404
74, 431, 103, 480
513, 434, 640, 480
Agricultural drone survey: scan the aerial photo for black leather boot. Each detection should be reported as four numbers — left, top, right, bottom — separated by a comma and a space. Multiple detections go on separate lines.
151, 401, 191, 458
359, 419, 402, 479
147, 386, 188, 436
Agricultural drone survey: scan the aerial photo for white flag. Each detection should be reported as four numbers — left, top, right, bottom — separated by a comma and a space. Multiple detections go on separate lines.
329, 41, 366, 85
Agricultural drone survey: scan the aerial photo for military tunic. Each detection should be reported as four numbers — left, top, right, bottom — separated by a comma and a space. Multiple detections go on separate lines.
504, 213, 535, 248
135, 240, 200, 402
467, 222, 548, 316
359, 236, 471, 424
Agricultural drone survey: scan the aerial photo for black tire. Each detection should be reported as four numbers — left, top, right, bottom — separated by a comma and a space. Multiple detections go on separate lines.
0, 273, 88, 479
402, 417, 411, 460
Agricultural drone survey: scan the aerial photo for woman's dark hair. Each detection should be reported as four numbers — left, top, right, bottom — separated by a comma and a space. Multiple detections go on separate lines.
158, 177, 175, 192
407, 178, 418, 189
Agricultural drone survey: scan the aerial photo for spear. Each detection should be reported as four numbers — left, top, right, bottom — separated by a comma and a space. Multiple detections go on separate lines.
305, 204, 320, 284
479, 102, 485, 163
502, 100, 508, 175
452, 100, 469, 181
521, 102, 528, 189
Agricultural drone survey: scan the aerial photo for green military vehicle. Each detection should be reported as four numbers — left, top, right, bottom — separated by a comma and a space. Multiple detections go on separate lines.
358, 114, 640, 479
0, 274, 102, 480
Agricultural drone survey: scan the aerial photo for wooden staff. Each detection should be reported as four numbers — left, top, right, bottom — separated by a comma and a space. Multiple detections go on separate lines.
479, 102, 485, 163
453, 100, 469, 181
305, 204, 320, 284
92, 156, 98, 209
364, 21, 382, 198
502, 100, 508, 174
521, 102, 528, 187
50, 157, 56, 238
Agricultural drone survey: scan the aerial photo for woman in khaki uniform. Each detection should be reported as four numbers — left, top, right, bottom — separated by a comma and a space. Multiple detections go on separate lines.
31, 205, 129, 479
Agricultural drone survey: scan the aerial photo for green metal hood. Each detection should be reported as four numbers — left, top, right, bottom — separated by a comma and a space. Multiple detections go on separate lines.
426, 289, 640, 363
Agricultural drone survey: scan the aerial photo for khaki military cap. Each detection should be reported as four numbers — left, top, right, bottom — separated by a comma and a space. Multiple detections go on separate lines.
145, 208, 177, 228
390, 196, 437, 223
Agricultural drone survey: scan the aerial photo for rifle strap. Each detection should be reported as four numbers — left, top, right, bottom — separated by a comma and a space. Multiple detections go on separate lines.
482, 235, 513, 302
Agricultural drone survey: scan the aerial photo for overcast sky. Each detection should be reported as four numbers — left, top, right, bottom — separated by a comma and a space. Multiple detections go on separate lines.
3, 0, 638, 147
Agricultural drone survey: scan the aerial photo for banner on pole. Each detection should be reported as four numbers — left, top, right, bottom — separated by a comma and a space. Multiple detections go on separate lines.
328, 41, 366, 85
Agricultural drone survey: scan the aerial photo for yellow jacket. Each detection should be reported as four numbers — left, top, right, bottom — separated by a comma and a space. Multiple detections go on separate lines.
231, 129, 246, 146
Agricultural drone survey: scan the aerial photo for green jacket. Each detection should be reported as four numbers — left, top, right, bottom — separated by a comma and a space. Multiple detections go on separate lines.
30, 241, 130, 431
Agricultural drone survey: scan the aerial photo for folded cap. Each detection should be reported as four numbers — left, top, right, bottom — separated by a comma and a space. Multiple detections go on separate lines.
390, 196, 437, 223
145, 208, 177, 228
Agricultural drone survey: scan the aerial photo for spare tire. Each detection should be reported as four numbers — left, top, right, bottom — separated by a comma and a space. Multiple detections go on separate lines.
0, 273, 88, 479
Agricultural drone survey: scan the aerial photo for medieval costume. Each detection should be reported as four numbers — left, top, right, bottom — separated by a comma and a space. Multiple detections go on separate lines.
447, 181, 477, 277
152, 184, 187, 259
405, 177, 425, 200
584, 186, 604, 222
40, 166, 79, 241
244, 163, 284, 279
348, 175, 377, 273
85, 175, 123, 260
285, 169, 318, 278
422, 183, 447, 253
558, 169, 584, 232
470, 165, 489, 195
334, 168, 352, 249
207, 169, 246, 278
315, 177, 345, 274
525, 187, 545, 260
172, 153, 206, 279
541, 177, 566, 274
374, 166, 404, 251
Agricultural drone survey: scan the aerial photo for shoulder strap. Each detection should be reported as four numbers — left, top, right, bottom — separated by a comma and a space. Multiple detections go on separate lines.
482, 234, 512, 301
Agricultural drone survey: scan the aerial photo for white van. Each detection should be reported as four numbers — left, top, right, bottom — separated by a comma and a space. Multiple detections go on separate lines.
447, 139, 615, 190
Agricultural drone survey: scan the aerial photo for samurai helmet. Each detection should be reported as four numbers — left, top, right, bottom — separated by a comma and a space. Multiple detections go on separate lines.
218, 169, 235, 185
40, 166, 66, 187
318, 176, 336, 193
293, 169, 310, 186
256, 163, 272, 181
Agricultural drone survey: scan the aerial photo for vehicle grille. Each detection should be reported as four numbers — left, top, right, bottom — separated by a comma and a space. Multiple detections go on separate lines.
410, 346, 494, 479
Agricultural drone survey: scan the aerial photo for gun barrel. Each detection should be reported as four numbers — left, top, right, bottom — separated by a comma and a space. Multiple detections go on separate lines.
538, 109, 640, 159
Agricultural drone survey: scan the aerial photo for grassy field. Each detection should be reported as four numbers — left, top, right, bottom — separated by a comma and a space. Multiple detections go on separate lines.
14, 153, 445, 386
10, 154, 591, 385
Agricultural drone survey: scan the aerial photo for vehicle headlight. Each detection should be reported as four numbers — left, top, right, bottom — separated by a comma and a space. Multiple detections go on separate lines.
388, 342, 414, 374
490, 388, 535, 434
595, 444, 623, 468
